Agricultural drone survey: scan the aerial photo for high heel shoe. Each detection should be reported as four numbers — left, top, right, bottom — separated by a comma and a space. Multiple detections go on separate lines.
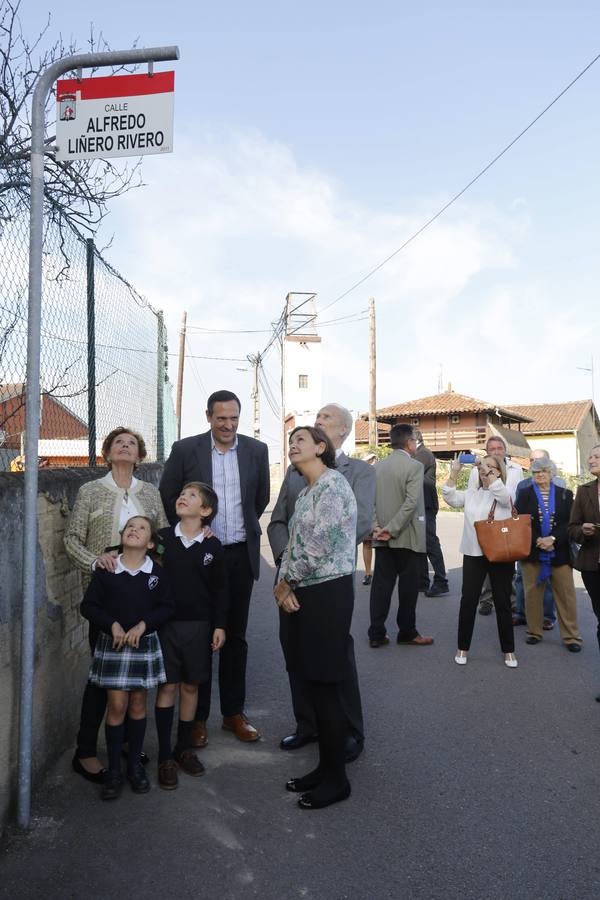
504, 653, 518, 668
454, 650, 468, 666
72, 754, 107, 784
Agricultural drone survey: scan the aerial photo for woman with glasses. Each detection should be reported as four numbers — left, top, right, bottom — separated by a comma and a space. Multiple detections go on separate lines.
516, 457, 582, 652
443, 456, 518, 668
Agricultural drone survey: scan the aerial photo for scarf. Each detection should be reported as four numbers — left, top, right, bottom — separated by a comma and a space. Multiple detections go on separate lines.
532, 481, 555, 584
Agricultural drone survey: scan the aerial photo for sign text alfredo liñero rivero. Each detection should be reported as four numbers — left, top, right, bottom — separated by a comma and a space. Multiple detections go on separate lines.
55, 71, 174, 161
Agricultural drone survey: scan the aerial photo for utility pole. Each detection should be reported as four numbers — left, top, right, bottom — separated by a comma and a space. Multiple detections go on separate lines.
368, 297, 377, 447
176, 311, 187, 440
247, 352, 261, 439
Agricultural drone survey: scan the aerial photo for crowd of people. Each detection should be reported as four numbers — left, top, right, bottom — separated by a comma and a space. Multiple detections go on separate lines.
63, 392, 600, 811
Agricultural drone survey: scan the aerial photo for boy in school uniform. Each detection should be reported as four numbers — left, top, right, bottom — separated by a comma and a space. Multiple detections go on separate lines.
155, 482, 228, 789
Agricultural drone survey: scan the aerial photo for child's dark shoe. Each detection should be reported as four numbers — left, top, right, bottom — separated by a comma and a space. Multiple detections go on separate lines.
101, 771, 123, 801
127, 765, 151, 794
175, 749, 205, 777
158, 759, 179, 790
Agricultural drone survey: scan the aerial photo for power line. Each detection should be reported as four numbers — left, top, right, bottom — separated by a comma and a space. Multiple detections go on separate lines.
318, 49, 600, 314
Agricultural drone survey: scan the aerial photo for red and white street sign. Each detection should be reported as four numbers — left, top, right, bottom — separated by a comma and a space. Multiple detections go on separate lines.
55, 71, 174, 161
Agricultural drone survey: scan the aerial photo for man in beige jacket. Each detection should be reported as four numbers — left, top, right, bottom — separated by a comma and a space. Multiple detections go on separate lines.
368, 424, 434, 648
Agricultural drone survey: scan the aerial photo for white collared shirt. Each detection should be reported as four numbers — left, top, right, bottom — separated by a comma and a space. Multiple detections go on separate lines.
175, 521, 206, 549
100, 471, 142, 530
114, 554, 153, 576
210, 434, 246, 545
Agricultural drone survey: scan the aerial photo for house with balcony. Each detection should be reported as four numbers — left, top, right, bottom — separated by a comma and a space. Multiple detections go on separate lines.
363, 388, 532, 462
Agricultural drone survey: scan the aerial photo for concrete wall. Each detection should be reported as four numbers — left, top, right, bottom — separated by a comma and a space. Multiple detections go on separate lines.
0, 464, 162, 833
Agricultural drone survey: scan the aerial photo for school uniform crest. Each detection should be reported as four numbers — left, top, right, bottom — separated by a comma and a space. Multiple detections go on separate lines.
148, 575, 159, 590
203, 552, 214, 566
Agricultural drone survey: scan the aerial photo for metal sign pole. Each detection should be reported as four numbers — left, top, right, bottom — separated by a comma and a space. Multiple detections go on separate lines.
19, 44, 179, 831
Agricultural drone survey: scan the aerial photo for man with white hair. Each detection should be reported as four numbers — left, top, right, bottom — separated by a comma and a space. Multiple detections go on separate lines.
268, 402, 376, 763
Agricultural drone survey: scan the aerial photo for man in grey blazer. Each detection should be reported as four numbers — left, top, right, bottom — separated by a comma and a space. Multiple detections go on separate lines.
268, 403, 375, 761
368, 423, 434, 647
160, 390, 270, 744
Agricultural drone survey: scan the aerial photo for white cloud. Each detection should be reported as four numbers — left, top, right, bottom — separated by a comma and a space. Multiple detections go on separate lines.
104, 127, 588, 454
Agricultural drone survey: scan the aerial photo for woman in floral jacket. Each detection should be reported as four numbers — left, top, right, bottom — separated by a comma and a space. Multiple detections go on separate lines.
274, 425, 357, 811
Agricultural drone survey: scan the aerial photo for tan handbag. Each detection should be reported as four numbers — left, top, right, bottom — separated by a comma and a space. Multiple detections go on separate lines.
474, 499, 532, 563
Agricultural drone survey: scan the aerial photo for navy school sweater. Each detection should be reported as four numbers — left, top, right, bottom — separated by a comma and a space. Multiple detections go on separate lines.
157, 527, 229, 629
80, 561, 174, 634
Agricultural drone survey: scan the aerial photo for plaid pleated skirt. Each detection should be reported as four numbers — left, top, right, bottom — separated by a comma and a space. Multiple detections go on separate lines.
89, 631, 167, 690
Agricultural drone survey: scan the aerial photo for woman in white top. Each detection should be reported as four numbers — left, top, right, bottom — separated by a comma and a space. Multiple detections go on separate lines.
443, 455, 518, 668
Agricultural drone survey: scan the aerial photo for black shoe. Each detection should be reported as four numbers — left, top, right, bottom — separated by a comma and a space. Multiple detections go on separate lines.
362, 574, 372, 586
344, 736, 364, 764
526, 635, 540, 644
369, 635, 390, 648
425, 585, 449, 597
595, 695, 600, 703
280, 732, 319, 751
566, 643, 582, 653
286, 768, 324, 793
122, 746, 150, 766
478, 601, 493, 616
72, 755, 107, 785
101, 771, 123, 801
127, 765, 151, 793
298, 781, 351, 810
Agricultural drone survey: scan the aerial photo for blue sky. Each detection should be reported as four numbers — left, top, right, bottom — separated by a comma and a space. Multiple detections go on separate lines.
27, 1, 600, 450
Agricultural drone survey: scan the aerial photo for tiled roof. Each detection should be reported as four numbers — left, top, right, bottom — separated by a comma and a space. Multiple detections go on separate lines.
355, 418, 391, 442
370, 391, 531, 423
506, 401, 595, 434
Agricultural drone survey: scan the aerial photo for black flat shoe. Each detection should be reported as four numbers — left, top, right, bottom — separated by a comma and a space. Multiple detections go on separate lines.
566, 643, 582, 653
298, 782, 351, 810
72, 755, 107, 785
279, 732, 318, 751
525, 636, 540, 645
101, 772, 123, 801
127, 765, 151, 794
286, 769, 323, 793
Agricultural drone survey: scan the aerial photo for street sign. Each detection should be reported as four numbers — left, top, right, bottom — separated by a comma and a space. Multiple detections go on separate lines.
55, 71, 174, 161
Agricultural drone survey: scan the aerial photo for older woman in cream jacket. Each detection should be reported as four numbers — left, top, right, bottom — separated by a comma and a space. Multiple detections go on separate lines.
65, 427, 167, 783
443, 456, 517, 668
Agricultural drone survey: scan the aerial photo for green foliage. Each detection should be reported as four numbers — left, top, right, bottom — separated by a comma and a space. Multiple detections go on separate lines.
351, 445, 393, 460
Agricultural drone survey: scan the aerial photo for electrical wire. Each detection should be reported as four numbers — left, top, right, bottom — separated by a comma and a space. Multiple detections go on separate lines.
318, 49, 600, 314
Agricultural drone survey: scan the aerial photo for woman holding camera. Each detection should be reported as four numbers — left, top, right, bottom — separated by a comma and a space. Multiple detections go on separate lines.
442, 456, 517, 668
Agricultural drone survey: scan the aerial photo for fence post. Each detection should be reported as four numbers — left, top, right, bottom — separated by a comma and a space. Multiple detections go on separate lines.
156, 311, 165, 461
86, 239, 96, 466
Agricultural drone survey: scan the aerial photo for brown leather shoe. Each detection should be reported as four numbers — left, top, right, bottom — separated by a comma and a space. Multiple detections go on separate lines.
222, 714, 261, 742
158, 759, 179, 791
175, 750, 205, 777
397, 634, 434, 646
191, 720, 208, 749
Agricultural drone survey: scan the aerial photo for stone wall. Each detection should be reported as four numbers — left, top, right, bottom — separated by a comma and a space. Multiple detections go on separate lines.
0, 464, 163, 833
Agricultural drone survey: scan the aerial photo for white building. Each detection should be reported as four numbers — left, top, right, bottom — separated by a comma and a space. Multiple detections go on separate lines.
282, 292, 322, 469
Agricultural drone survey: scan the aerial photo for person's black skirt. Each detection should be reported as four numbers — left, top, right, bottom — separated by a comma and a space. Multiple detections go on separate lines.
284, 574, 354, 683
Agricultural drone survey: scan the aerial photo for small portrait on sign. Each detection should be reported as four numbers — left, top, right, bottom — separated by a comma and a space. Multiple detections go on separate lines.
59, 93, 76, 121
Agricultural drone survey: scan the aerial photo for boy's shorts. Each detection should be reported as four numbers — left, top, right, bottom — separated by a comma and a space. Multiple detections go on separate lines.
158, 621, 211, 685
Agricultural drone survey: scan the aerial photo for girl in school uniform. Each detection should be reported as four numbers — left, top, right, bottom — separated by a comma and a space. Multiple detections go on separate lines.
81, 516, 173, 801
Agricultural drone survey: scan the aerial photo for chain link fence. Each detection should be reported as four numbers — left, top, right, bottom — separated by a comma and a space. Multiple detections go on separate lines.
0, 198, 175, 470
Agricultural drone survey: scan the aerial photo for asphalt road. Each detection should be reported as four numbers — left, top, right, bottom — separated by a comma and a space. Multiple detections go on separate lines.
2, 512, 600, 900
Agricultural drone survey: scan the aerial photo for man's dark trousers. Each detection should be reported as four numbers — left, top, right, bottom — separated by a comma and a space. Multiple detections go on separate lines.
369, 546, 419, 641
419, 509, 448, 589
196, 542, 254, 718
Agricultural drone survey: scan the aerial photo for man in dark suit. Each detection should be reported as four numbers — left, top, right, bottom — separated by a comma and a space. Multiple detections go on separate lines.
414, 429, 448, 597
160, 389, 270, 744
268, 403, 375, 762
